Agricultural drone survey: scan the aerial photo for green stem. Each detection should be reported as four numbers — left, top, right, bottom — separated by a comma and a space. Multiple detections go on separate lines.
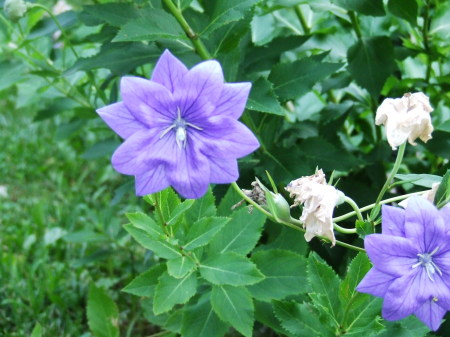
348, 11, 362, 40
162, 0, 212, 60
422, 2, 432, 82
294, 5, 310, 34
334, 223, 357, 234
344, 196, 363, 222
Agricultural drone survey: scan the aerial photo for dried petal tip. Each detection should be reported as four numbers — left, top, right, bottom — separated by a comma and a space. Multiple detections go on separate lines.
4, 0, 29, 22
375, 92, 434, 150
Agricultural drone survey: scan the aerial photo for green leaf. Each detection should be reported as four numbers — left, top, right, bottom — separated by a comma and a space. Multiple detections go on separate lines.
339, 253, 371, 305
434, 169, 450, 208
185, 188, 216, 224
347, 36, 395, 96
113, 9, 185, 42
201, 0, 261, 36
209, 208, 265, 255
123, 224, 181, 259
153, 271, 197, 314
395, 173, 442, 188
167, 199, 195, 225
0, 60, 25, 91
211, 285, 254, 337
269, 58, 343, 101
122, 263, 166, 297
254, 301, 297, 337
307, 253, 342, 322
145, 188, 181, 225
248, 249, 308, 301
183, 217, 230, 251
356, 219, 375, 238
82, 3, 142, 27
66, 43, 160, 76
217, 186, 243, 216
81, 139, 120, 160
387, 0, 418, 25
126, 212, 165, 238
181, 293, 229, 337
200, 252, 264, 286
273, 301, 333, 337
167, 256, 196, 279
87, 285, 120, 337
331, 0, 385, 16
377, 316, 430, 337
246, 77, 286, 116
30, 323, 42, 337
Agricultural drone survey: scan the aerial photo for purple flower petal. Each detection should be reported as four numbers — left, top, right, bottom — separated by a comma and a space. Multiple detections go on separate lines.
357, 267, 397, 297
96, 102, 146, 139
405, 196, 445, 252
135, 164, 170, 196
381, 205, 406, 237
196, 116, 260, 159
208, 156, 239, 184
364, 234, 417, 277
414, 300, 446, 331
174, 60, 224, 120
214, 83, 251, 119
151, 49, 188, 93
441, 202, 450, 233
121, 76, 176, 127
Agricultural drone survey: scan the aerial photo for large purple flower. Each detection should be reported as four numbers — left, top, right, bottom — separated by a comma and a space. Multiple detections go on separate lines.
357, 196, 450, 331
97, 50, 259, 199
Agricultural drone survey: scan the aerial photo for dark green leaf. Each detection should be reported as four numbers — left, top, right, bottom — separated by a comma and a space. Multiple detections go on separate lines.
122, 263, 166, 297
185, 188, 216, 224
167, 256, 196, 279
356, 219, 375, 238
87, 285, 120, 337
387, 0, 418, 25
331, 0, 385, 16
81, 3, 141, 27
183, 216, 230, 251
81, 138, 120, 159
246, 77, 286, 116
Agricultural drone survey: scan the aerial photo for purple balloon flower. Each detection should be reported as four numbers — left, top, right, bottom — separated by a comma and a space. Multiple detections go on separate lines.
97, 50, 259, 199
357, 196, 450, 331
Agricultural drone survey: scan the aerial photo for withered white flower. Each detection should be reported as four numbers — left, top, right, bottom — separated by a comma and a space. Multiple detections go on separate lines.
375, 92, 433, 150
286, 170, 343, 245
399, 182, 440, 208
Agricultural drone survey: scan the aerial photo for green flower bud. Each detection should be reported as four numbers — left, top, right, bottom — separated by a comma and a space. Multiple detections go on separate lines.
266, 191, 292, 222
4, 0, 28, 22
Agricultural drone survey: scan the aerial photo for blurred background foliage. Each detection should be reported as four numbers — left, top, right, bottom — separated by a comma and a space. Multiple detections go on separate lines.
0, 0, 449, 335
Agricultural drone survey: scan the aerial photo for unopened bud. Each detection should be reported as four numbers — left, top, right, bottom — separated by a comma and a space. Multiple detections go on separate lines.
267, 191, 292, 222
4, 0, 29, 22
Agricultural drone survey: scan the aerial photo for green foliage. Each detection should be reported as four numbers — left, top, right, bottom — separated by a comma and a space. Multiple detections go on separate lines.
87, 285, 120, 337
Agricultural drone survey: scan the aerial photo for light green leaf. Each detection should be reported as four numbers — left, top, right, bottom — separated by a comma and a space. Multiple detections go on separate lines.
0, 60, 25, 91
347, 36, 395, 96
394, 174, 442, 188
209, 208, 265, 255
331, 0, 384, 16
185, 188, 216, 224
246, 77, 286, 116
153, 271, 197, 315
181, 293, 229, 337
167, 256, 196, 279
269, 58, 343, 101
201, 0, 261, 36
144, 188, 181, 225
200, 252, 264, 286
387, 0, 418, 25
122, 263, 166, 297
211, 285, 254, 337
183, 217, 230, 251
167, 199, 196, 225
87, 285, 120, 337
248, 249, 308, 301
30, 323, 42, 337
126, 212, 165, 238
123, 224, 181, 259
434, 169, 450, 208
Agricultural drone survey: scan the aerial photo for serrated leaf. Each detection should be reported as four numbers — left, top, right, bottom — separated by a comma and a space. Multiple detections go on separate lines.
145, 188, 181, 225
340, 253, 372, 304
254, 301, 297, 337
185, 188, 216, 224
347, 36, 395, 96
211, 285, 254, 337
124, 224, 181, 259
122, 263, 166, 297
377, 315, 430, 337
356, 219, 375, 238
87, 285, 120, 337
387, 0, 418, 25
209, 208, 265, 255
273, 301, 333, 337
331, 0, 385, 16
181, 293, 229, 337
82, 3, 141, 27
248, 249, 309, 301
434, 169, 450, 208
167, 256, 196, 279
126, 212, 165, 238
307, 253, 342, 322
153, 271, 197, 314
395, 174, 442, 188
183, 217, 230, 251
217, 186, 243, 216
269, 58, 342, 101
113, 10, 185, 42
167, 199, 195, 225
201, 0, 260, 36
246, 77, 285, 116
200, 252, 264, 286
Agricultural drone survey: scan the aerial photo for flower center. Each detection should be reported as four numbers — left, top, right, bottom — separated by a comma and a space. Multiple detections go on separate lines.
412, 246, 442, 281
160, 108, 202, 149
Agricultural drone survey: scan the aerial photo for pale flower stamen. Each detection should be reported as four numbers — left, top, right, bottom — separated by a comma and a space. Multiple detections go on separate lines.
412, 246, 442, 281
160, 107, 203, 149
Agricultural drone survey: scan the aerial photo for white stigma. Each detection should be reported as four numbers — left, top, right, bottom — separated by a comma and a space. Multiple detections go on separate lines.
412, 246, 442, 281
160, 107, 203, 149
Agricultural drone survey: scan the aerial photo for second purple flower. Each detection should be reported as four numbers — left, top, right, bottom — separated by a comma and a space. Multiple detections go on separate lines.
97, 50, 259, 199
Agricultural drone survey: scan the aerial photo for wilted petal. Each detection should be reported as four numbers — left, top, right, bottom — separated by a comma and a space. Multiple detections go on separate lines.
208, 156, 239, 184
414, 300, 446, 331
96, 102, 146, 139
381, 205, 406, 237
214, 82, 251, 119
364, 234, 417, 277
175, 60, 224, 120
357, 268, 397, 297
405, 196, 444, 252
135, 164, 170, 196
121, 76, 176, 126
151, 49, 188, 93
197, 116, 260, 159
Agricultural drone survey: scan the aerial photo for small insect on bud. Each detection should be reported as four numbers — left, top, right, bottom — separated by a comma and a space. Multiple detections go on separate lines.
4, 0, 29, 22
